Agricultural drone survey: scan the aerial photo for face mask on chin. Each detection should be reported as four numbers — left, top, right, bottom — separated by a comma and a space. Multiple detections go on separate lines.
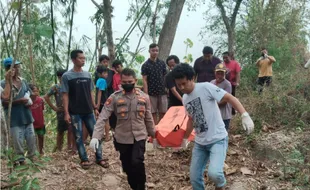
122, 83, 135, 92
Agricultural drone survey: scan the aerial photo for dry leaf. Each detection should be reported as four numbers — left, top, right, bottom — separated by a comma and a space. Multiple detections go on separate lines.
262, 125, 269, 132
240, 167, 254, 175
76, 167, 86, 174
226, 167, 238, 175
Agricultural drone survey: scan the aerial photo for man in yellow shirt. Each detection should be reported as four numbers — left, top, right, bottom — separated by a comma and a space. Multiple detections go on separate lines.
256, 48, 276, 93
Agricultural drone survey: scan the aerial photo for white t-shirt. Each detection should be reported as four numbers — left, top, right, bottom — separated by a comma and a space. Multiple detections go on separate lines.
183, 82, 228, 145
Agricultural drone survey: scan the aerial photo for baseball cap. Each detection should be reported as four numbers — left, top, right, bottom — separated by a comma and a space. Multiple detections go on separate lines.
215, 63, 227, 72
2, 57, 21, 67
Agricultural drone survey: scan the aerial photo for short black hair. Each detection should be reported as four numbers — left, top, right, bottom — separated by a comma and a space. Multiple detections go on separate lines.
202, 46, 213, 55
121, 68, 136, 79
29, 83, 38, 91
5, 65, 10, 71
70, 49, 84, 59
112, 60, 122, 68
56, 69, 67, 76
96, 65, 108, 74
222, 51, 229, 56
166, 55, 180, 65
171, 63, 196, 80
99, 54, 110, 62
261, 47, 267, 51
149, 43, 158, 49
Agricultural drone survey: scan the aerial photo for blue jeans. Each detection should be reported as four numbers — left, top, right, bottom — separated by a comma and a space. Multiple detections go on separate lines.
190, 137, 228, 189
10, 123, 37, 162
71, 113, 103, 162
223, 119, 230, 131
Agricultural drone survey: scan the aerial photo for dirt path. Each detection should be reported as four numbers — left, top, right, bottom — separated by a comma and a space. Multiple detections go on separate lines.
33, 127, 299, 190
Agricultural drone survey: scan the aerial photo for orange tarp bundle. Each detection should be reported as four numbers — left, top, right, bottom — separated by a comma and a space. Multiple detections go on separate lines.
155, 106, 195, 147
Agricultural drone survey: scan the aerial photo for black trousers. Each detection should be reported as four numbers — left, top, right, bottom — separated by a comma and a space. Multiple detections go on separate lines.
114, 140, 146, 190
257, 76, 272, 94
231, 85, 236, 115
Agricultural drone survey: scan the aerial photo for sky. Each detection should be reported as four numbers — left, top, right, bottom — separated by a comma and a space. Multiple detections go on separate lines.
70, 0, 212, 69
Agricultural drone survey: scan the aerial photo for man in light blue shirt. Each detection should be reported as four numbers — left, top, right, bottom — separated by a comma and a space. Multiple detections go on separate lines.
170, 63, 254, 190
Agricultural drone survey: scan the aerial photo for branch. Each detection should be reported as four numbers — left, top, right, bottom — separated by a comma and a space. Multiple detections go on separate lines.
90, 0, 104, 12
216, 0, 230, 31
231, 0, 242, 27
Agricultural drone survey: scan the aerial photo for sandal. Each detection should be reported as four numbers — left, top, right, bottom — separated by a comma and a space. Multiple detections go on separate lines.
97, 160, 109, 168
80, 161, 92, 169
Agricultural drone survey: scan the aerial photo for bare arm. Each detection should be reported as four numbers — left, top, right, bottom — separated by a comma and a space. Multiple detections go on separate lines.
44, 94, 58, 112
221, 93, 246, 114
96, 90, 102, 108
267, 56, 276, 63
183, 117, 194, 139
63, 93, 69, 115
236, 72, 240, 85
91, 91, 97, 109
170, 87, 183, 102
142, 75, 148, 94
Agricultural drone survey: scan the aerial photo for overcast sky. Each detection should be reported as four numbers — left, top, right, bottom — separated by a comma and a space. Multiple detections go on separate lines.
71, 0, 213, 69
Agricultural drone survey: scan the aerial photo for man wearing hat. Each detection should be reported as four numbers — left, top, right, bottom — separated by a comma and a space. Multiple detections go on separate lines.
193, 46, 222, 83
1, 57, 37, 165
210, 63, 232, 131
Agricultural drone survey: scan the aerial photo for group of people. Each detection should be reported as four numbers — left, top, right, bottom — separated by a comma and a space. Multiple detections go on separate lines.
1, 42, 277, 190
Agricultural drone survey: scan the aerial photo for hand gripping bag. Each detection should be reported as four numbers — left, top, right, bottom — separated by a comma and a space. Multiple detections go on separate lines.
154, 106, 195, 147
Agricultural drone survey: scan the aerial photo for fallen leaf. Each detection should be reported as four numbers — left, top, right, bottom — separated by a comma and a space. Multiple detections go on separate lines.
240, 167, 254, 175
76, 167, 86, 174
262, 125, 269, 132
225, 167, 238, 175
227, 149, 238, 155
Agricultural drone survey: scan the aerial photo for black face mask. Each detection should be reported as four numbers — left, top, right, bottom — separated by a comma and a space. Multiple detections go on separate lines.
122, 83, 135, 92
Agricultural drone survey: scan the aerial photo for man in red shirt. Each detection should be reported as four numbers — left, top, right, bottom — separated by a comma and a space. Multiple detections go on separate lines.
222, 52, 241, 115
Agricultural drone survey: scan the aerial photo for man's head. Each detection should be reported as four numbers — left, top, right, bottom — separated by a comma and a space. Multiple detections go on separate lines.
56, 69, 67, 82
202, 46, 213, 60
215, 63, 226, 83
222, 51, 231, 63
99, 55, 110, 67
71, 50, 85, 67
29, 84, 39, 98
96, 65, 109, 79
121, 68, 137, 93
261, 47, 268, 56
171, 63, 196, 94
3, 57, 22, 77
149, 43, 159, 59
112, 60, 123, 73
166, 55, 180, 70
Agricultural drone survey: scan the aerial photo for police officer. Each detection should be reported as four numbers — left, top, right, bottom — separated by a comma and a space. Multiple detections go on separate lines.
90, 68, 155, 190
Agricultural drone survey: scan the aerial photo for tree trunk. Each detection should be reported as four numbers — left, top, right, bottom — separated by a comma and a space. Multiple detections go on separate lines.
216, 0, 242, 54
157, 0, 185, 61
66, 0, 75, 70
50, 0, 57, 83
7, 0, 23, 151
227, 29, 235, 54
152, 0, 160, 43
103, 0, 115, 66
26, 2, 35, 84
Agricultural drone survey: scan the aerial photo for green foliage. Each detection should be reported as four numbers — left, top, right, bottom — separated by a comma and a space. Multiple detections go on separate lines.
2, 148, 51, 190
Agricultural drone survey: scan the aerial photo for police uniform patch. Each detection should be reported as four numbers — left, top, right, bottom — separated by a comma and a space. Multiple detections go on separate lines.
105, 97, 112, 105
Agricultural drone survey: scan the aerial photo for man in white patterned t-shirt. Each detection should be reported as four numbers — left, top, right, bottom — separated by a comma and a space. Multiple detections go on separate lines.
170, 63, 254, 190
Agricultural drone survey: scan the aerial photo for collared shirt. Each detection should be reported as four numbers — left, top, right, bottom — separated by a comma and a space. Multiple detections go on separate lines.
93, 89, 155, 144
194, 56, 222, 82
141, 58, 167, 96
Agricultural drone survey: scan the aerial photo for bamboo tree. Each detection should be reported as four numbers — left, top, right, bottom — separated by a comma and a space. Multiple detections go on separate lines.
66, 0, 75, 70
7, 0, 23, 150
26, 0, 35, 84
50, 0, 57, 83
